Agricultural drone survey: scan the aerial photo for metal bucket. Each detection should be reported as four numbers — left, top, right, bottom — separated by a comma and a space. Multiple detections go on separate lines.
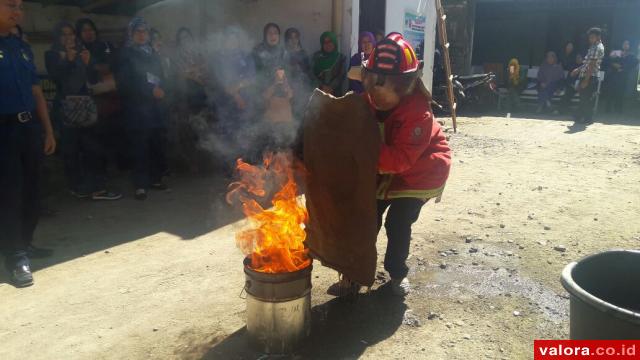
560, 250, 640, 339
243, 257, 312, 354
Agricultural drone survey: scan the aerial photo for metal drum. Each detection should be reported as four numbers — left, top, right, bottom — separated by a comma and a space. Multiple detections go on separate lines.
243, 257, 312, 354
561, 250, 640, 339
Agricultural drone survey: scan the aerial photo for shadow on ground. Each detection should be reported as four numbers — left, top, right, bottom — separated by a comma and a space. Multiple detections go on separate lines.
480, 109, 639, 127
200, 284, 406, 360
0, 174, 245, 287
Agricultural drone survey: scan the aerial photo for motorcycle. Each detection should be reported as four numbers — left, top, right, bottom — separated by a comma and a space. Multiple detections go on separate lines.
432, 72, 498, 115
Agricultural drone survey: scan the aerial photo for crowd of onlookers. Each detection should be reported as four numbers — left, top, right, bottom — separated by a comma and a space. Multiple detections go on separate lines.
16, 17, 385, 202
18, 17, 637, 205
504, 31, 639, 116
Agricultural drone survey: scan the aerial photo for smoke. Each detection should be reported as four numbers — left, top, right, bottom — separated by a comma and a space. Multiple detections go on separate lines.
164, 23, 312, 169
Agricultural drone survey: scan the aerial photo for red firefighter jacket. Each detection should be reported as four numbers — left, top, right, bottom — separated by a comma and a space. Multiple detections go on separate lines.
367, 90, 452, 200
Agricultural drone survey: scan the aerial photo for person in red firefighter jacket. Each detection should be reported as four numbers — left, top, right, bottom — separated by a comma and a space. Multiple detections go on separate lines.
364, 33, 451, 296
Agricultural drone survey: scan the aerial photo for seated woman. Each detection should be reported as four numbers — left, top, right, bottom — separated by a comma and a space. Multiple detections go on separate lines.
348, 31, 376, 94
560, 53, 583, 113
536, 51, 565, 112
312, 31, 347, 96
506, 58, 524, 112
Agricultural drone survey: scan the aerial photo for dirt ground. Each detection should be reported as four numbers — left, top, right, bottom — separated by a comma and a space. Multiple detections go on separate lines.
1, 115, 639, 360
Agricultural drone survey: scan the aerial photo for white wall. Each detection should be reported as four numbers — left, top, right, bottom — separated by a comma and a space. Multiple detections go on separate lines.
21, 2, 130, 71
385, 0, 436, 90
343, 0, 359, 58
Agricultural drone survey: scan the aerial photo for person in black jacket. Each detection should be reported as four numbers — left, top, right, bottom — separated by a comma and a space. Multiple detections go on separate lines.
115, 17, 168, 200
45, 22, 121, 201
75, 18, 115, 83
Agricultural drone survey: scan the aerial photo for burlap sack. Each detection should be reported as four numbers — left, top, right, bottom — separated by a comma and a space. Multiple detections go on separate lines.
303, 90, 380, 287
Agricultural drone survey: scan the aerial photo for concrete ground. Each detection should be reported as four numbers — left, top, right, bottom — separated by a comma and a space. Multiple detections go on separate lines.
1, 115, 639, 360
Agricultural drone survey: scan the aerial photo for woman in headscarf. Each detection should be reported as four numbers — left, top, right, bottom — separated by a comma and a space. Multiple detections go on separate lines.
173, 27, 208, 112
559, 41, 576, 71
208, 26, 257, 168
115, 17, 169, 200
536, 51, 564, 112
45, 22, 121, 201
560, 52, 584, 114
605, 40, 639, 113
348, 31, 376, 93
506, 58, 523, 112
312, 31, 347, 96
76, 18, 126, 173
284, 27, 312, 118
252, 23, 285, 89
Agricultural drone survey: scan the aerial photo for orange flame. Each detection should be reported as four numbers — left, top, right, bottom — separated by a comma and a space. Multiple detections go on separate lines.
226, 152, 311, 273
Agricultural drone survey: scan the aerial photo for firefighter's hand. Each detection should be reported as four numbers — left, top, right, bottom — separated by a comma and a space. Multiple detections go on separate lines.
571, 68, 579, 77
44, 132, 56, 156
153, 86, 165, 99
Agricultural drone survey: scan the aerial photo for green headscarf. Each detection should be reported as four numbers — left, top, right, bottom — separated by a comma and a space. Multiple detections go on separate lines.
313, 31, 340, 76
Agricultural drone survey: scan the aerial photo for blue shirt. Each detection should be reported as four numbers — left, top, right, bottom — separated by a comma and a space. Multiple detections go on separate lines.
0, 35, 39, 115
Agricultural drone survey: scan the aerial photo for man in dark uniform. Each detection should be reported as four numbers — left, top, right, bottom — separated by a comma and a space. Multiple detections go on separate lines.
0, 0, 56, 287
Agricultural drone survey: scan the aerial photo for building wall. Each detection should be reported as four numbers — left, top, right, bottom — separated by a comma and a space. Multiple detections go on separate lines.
21, 2, 130, 72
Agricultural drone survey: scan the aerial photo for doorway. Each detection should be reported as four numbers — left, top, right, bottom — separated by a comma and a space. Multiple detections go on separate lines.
359, 0, 386, 36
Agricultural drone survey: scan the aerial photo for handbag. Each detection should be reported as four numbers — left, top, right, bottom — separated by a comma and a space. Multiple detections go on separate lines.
61, 95, 98, 128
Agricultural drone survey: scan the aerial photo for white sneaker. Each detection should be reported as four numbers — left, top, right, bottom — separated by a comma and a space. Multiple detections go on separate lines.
391, 277, 411, 297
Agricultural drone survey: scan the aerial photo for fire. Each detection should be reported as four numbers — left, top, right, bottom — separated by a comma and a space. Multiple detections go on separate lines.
226, 152, 311, 273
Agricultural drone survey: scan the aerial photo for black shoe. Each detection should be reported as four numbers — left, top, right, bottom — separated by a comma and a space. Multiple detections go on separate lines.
70, 189, 90, 199
91, 190, 123, 201
150, 182, 169, 191
27, 245, 54, 259
9, 262, 34, 288
134, 189, 147, 201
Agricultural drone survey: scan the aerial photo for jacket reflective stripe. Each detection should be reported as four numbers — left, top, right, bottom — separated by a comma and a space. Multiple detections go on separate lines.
378, 184, 446, 200
376, 174, 394, 198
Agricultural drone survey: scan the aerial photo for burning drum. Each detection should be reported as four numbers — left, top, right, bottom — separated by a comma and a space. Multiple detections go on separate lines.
243, 257, 312, 354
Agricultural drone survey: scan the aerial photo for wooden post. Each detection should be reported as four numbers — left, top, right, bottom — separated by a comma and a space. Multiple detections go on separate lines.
435, 0, 458, 132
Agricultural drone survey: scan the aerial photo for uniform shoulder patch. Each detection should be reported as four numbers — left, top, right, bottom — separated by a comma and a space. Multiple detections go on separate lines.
413, 127, 423, 137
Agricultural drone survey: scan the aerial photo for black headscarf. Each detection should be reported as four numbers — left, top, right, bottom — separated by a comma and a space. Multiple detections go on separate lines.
262, 23, 281, 49
75, 18, 98, 44
284, 27, 301, 51
51, 22, 78, 52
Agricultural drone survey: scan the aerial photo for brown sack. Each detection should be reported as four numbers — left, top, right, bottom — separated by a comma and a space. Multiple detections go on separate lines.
303, 90, 380, 287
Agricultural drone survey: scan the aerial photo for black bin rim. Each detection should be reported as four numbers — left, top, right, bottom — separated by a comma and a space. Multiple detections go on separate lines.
560, 249, 640, 326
